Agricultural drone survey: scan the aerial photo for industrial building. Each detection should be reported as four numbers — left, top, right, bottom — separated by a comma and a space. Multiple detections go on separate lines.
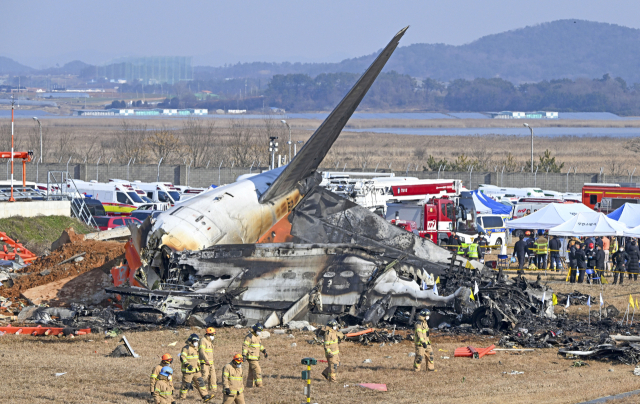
489, 111, 558, 119
96, 56, 193, 85
74, 108, 208, 117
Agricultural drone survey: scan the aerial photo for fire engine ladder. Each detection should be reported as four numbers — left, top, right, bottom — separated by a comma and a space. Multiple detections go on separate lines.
48, 171, 98, 230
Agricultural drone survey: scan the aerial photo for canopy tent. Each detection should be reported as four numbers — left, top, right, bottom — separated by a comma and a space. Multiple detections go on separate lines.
470, 191, 492, 215
607, 203, 640, 228
474, 191, 512, 215
624, 224, 640, 238
506, 203, 593, 230
549, 212, 627, 237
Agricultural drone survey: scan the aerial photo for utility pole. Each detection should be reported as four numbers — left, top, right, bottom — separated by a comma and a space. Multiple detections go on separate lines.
524, 123, 534, 173
281, 120, 291, 162
9, 96, 15, 201
33, 117, 42, 163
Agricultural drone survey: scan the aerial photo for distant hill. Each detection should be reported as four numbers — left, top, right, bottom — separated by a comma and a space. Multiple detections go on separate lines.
0, 56, 34, 75
195, 20, 640, 84
38, 60, 91, 75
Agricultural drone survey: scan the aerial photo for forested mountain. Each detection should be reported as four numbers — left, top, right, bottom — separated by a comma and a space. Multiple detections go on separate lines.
195, 20, 640, 84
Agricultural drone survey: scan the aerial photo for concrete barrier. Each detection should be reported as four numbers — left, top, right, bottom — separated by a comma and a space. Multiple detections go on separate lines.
0, 200, 70, 219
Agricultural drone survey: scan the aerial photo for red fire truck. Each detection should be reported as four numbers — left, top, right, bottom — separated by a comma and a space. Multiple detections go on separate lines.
386, 197, 458, 244
582, 184, 640, 213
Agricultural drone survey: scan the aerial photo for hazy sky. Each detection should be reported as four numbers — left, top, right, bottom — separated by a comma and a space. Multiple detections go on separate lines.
3, 0, 640, 68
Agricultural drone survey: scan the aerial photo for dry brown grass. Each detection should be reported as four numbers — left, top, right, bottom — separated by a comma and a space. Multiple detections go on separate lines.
1, 324, 640, 403
6, 116, 640, 173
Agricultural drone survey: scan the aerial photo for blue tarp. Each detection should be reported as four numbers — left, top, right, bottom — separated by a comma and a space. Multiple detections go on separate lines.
607, 203, 640, 228
473, 191, 512, 215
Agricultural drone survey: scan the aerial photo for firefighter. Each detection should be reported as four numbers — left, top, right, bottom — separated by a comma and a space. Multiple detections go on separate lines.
150, 353, 173, 396
242, 323, 268, 388
612, 246, 629, 285
152, 366, 175, 404
535, 233, 548, 269
413, 308, 434, 372
179, 333, 212, 401
199, 327, 217, 394
321, 319, 344, 382
222, 354, 245, 404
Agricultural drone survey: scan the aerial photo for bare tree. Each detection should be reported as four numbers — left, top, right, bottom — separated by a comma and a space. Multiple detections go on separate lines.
148, 125, 181, 164
182, 118, 220, 167
226, 119, 264, 166
112, 120, 149, 164
0, 123, 25, 153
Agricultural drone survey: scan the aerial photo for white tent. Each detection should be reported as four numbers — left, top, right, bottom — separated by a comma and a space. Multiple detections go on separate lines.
549, 212, 627, 237
624, 224, 640, 238
607, 203, 640, 228
506, 203, 593, 230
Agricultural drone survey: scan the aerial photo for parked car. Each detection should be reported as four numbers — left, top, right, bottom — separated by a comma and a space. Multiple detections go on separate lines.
72, 198, 105, 217
130, 210, 163, 222
94, 216, 142, 231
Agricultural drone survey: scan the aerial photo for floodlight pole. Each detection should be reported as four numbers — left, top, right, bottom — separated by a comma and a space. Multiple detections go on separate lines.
524, 123, 533, 173
33, 117, 42, 163
281, 120, 291, 162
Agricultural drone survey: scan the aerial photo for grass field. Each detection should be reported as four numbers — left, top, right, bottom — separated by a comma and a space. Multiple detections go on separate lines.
1, 324, 639, 404
5, 115, 640, 174
0, 215, 93, 255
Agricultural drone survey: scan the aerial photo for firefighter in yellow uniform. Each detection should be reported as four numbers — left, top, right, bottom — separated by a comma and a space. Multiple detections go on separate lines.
199, 327, 218, 394
414, 309, 434, 372
242, 323, 268, 388
150, 353, 173, 396
179, 333, 213, 402
222, 354, 246, 404
152, 366, 175, 404
321, 319, 344, 382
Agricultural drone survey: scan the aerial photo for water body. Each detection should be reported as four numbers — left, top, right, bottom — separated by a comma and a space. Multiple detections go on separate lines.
7, 111, 637, 121
345, 126, 640, 138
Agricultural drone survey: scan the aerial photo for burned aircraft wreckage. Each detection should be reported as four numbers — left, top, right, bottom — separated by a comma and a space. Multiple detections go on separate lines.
107, 26, 555, 331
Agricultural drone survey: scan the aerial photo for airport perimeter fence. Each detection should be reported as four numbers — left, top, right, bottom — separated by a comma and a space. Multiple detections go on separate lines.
6, 162, 636, 192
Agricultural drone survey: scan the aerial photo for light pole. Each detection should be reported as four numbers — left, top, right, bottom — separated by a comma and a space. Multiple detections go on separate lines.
269, 137, 279, 170
32, 117, 42, 163
281, 120, 291, 163
295, 140, 305, 156
524, 123, 533, 173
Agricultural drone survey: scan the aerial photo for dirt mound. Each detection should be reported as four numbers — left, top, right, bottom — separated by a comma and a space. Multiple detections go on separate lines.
0, 238, 125, 305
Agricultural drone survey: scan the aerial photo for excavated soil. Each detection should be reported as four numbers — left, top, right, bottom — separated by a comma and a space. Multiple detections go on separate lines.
0, 238, 125, 307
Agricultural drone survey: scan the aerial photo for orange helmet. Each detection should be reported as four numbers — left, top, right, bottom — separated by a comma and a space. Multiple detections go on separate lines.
206, 327, 216, 335
233, 353, 244, 364
161, 353, 173, 363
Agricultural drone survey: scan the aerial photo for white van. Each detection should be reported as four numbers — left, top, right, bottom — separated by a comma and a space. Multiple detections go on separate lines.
133, 181, 182, 205
71, 180, 146, 214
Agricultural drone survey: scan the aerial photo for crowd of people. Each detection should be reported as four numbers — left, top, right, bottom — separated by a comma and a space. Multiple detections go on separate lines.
511, 232, 640, 284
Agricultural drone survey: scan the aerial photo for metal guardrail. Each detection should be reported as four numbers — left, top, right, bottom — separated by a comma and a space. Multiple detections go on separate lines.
46, 171, 98, 229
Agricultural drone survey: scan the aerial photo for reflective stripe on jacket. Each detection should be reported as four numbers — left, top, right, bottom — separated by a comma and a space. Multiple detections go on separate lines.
180, 345, 200, 373
222, 362, 244, 394
199, 337, 215, 365
468, 243, 478, 258
414, 319, 430, 346
242, 333, 264, 361
324, 328, 342, 356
